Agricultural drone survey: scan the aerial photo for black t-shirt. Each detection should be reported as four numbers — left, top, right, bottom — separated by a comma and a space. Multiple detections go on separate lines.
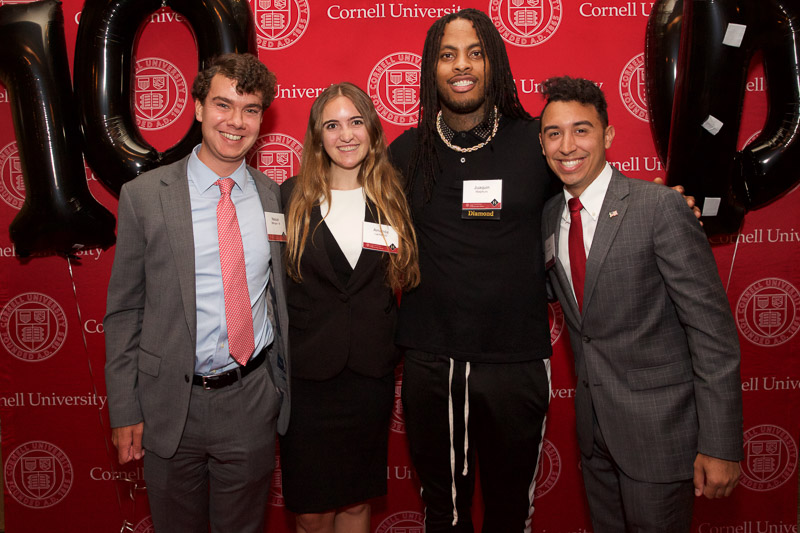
390, 116, 557, 362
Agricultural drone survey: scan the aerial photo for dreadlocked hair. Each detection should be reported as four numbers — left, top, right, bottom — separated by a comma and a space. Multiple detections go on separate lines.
285, 82, 420, 292
406, 8, 532, 203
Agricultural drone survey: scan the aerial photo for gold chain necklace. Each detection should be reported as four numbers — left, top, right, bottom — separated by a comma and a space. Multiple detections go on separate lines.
436, 106, 499, 153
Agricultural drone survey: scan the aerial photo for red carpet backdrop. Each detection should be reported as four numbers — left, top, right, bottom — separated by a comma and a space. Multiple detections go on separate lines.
0, 0, 798, 531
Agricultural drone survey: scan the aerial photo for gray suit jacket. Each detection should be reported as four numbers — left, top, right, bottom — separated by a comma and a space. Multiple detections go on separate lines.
104, 155, 291, 459
542, 168, 743, 483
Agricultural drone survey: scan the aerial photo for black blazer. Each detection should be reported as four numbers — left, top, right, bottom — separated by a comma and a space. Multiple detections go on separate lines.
281, 178, 399, 380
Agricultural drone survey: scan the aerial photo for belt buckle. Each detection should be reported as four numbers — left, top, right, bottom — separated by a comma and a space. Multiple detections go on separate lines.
202, 375, 215, 390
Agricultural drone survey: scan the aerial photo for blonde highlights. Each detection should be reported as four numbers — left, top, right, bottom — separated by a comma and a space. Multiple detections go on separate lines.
285, 82, 419, 291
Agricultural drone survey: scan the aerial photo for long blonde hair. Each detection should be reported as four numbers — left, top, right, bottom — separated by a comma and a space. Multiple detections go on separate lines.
285, 82, 419, 291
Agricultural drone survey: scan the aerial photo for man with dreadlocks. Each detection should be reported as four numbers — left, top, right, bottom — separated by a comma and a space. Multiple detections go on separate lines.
389, 9, 555, 532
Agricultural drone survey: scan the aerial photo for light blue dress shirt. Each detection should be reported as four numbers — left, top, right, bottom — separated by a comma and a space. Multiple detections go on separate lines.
187, 145, 273, 374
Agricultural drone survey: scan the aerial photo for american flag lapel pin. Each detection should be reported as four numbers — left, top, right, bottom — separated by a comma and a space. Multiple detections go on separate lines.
609, 210, 618, 218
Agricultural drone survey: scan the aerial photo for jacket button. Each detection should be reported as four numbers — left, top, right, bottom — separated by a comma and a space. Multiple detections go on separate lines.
582, 336, 591, 343
582, 380, 589, 387
184, 375, 190, 383
339, 294, 349, 302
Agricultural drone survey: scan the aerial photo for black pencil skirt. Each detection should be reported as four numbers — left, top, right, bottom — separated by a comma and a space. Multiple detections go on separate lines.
278, 367, 394, 514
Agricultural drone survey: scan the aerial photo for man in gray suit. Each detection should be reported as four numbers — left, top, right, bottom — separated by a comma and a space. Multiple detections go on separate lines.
539, 76, 743, 532
104, 53, 290, 533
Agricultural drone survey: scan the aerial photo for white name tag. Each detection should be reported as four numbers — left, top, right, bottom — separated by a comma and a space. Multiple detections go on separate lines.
264, 212, 287, 242
363, 222, 399, 254
462, 179, 502, 219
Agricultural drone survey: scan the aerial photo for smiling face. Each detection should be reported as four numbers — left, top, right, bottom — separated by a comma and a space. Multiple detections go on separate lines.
540, 100, 615, 197
195, 73, 264, 177
436, 18, 489, 123
321, 95, 370, 186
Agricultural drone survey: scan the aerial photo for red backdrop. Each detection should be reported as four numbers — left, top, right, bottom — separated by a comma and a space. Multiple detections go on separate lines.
0, 1, 798, 532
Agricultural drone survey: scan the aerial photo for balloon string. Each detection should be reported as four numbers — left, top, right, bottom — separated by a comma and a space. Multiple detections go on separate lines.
65, 255, 140, 528
724, 218, 746, 294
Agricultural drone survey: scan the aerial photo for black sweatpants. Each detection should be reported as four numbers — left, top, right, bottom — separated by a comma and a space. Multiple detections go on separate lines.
401, 351, 551, 532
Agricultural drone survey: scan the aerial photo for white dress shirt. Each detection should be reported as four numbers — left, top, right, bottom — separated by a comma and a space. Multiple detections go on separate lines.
557, 162, 613, 303
320, 187, 365, 270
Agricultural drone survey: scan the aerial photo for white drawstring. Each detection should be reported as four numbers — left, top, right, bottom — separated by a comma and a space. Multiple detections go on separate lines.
447, 358, 458, 526
463, 362, 470, 476
447, 359, 472, 526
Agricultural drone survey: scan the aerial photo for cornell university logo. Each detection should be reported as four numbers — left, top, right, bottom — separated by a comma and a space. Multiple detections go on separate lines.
489, 0, 563, 47
133, 516, 155, 533
0, 292, 68, 362
736, 278, 800, 347
134, 58, 188, 131
391, 363, 405, 434
740, 425, 797, 492
0, 141, 24, 210
368, 53, 422, 126
619, 53, 649, 122
247, 133, 303, 185
252, 0, 310, 50
534, 438, 561, 498
376, 511, 424, 533
4, 441, 73, 509
269, 450, 284, 506
548, 301, 564, 345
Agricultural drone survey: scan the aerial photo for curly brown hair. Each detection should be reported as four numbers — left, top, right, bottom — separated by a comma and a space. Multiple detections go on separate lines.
191, 53, 277, 109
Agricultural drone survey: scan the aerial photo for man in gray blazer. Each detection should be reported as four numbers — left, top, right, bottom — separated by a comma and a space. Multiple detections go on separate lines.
104, 53, 290, 533
539, 76, 743, 532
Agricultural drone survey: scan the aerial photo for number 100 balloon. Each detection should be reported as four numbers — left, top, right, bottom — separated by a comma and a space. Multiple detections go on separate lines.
646, 0, 800, 236
0, 0, 256, 257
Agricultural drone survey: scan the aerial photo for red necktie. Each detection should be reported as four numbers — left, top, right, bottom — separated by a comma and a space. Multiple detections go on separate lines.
568, 197, 587, 311
216, 178, 255, 366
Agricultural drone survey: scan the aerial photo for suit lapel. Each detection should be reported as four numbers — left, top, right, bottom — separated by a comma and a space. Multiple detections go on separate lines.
348, 199, 382, 289
159, 157, 197, 345
544, 194, 582, 324
312, 195, 382, 293
252, 170, 286, 283
252, 170, 290, 400
582, 170, 629, 311
311, 203, 348, 291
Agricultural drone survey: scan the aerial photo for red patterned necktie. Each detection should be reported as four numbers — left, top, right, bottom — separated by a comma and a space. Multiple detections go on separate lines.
215, 178, 255, 366
568, 197, 587, 311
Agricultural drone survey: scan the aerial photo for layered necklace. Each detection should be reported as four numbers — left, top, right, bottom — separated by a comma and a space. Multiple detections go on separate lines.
436, 106, 499, 153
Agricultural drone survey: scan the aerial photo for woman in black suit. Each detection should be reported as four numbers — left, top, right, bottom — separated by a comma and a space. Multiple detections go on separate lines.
279, 82, 419, 533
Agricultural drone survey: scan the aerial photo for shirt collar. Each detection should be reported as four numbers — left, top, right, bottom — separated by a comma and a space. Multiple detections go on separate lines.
188, 144, 250, 195
438, 107, 499, 143
562, 162, 613, 222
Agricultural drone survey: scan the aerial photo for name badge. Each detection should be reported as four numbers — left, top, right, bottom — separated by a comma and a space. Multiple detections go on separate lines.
264, 212, 287, 242
363, 222, 399, 254
462, 179, 501, 220
544, 234, 555, 269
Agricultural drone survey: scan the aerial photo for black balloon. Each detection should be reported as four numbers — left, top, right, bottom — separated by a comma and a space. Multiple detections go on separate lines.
74, 0, 258, 195
645, 0, 800, 236
644, 0, 682, 167
0, 0, 116, 257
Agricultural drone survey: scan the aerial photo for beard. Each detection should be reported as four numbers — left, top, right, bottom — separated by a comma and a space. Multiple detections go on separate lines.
436, 84, 487, 116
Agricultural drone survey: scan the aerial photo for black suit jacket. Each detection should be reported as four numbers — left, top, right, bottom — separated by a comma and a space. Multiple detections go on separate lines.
281, 178, 399, 380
